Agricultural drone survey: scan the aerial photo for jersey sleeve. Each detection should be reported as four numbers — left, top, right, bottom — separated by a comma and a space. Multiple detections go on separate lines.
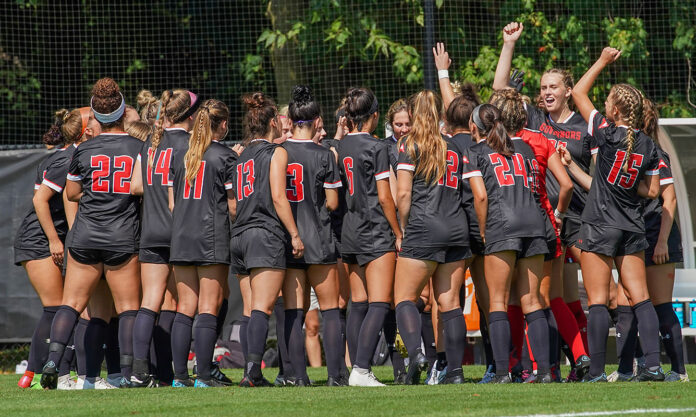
461, 148, 482, 179
644, 142, 660, 177
373, 141, 391, 181
66, 148, 84, 182
224, 152, 236, 191
587, 109, 610, 146
396, 142, 416, 172
323, 151, 342, 189
42, 158, 70, 193
657, 151, 674, 186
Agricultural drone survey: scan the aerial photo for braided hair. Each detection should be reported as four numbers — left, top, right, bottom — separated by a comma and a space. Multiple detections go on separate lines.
149, 89, 193, 167
184, 99, 229, 184
609, 84, 643, 173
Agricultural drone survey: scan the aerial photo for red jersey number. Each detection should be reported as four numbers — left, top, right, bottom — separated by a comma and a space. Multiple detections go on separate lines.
91, 155, 111, 192
236, 160, 255, 201
437, 150, 459, 189
183, 161, 206, 200
343, 157, 354, 196
90, 155, 133, 194
113, 156, 133, 194
607, 150, 643, 189
286, 163, 305, 202
489, 153, 529, 188
147, 148, 172, 186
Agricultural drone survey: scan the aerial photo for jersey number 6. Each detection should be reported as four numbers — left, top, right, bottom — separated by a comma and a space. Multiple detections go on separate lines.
343, 157, 354, 196
91, 155, 133, 194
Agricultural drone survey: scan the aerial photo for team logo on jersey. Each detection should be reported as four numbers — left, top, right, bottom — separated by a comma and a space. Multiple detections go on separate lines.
658, 159, 668, 169
462, 155, 469, 164
599, 118, 609, 129
399, 143, 405, 153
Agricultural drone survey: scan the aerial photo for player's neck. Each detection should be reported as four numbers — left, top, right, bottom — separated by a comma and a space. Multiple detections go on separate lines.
451, 129, 470, 135
549, 106, 571, 124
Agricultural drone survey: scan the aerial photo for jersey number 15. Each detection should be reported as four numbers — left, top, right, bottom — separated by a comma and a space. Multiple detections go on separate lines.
607, 150, 643, 189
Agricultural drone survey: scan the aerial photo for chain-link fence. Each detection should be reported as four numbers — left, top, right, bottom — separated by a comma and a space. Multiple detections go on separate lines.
0, 343, 30, 374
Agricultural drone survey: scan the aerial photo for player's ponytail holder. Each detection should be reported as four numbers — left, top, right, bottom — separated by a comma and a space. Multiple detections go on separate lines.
154, 101, 163, 123
172, 91, 202, 123
472, 104, 486, 132
91, 93, 126, 124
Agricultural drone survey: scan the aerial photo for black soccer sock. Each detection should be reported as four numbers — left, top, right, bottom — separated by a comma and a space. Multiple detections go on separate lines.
85, 318, 108, 378
321, 308, 343, 379
239, 315, 250, 362
587, 304, 610, 377
478, 305, 494, 371
544, 308, 560, 368
217, 298, 229, 338
395, 301, 423, 359
28, 306, 58, 373
193, 313, 218, 380
73, 317, 89, 376
132, 308, 157, 374
489, 311, 511, 376
383, 308, 405, 376
105, 317, 121, 375
415, 298, 426, 313
421, 311, 437, 366
59, 329, 76, 377
442, 308, 466, 372
46, 305, 79, 368
655, 302, 686, 374
355, 302, 390, 369
634, 339, 644, 358
117, 310, 137, 380
274, 299, 292, 376
339, 308, 348, 370
171, 313, 194, 379
615, 305, 637, 374
247, 310, 270, 379
284, 309, 308, 381
153, 310, 175, 384
347, 300, 368, 365
436, 351, 447, 371
632, 300, 661, 370
525, 309, 550, 374
521, 333, 532, 371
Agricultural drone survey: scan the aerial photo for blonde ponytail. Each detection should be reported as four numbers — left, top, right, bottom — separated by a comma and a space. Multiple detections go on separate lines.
183, 99, 230, 185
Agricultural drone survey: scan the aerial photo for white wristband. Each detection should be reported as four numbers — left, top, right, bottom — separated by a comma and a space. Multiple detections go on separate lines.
438, 69, 449, 79
554, 209, 565, 220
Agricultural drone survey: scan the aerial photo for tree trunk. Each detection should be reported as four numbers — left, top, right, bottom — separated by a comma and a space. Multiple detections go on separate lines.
267, 0, 307, 105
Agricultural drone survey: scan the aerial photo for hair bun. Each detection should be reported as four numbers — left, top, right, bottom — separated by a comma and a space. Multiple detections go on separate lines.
91, 77, 120, 98
137, 89, 157, 107
458, 82, 480, 103
291, 85, 313, 105
54, 108, 69, 125
243, 92, 268, 110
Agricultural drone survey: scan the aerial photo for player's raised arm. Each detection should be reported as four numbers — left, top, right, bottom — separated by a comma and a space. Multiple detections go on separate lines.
493, 22, 523, 91
572, 47, 622, 123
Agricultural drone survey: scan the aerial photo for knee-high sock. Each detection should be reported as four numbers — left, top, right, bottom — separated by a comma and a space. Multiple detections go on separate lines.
247, 310, 270, 379
132, 308, 157, 374
239, 315, 250, 362
441, 308, 466, 372
117, 310, 137, 380
274, 299, 292, 377
395, 301, 423, 359
171, 313, 194, 379
525, 309, 550, 374
193, 313, 218, 380
105, 317, 121, 375
544, 308, 560, 368
28, 306, 58, 373
587, 304, 610, 377
478, 305, 494, 370
420, 311, 437, 366
550, 297, 587, 361
488, 311, 511, 377
153, 310, 175, 383
632, 300, 661, 370
59, 330, 76, 377
383, 308, 404, 376
567, 300, 588, 351
339, 308, 348, 369
654, 302, 685, 374
507, 305, 524, 368
321, 308, 343, 379
217, 298, 229, 338
73, 317, 89, 376
615, 305, 637, 374
46, 306, 79, 368
355, 302, 390, 369
284, 309, 307, 380
85, 318, 108, 378
521, 330, 532, 371
347, 301, 368, 365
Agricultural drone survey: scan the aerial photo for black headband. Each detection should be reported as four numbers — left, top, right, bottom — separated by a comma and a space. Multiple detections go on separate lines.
172, 90, 202, 124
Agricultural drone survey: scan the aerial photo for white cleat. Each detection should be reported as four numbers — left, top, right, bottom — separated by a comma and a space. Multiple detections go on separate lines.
75, 375, 85, 390
57, 374, 76, 390
607, 370, 633, 382
83, 377, 118, 389
349, 366, 385, 387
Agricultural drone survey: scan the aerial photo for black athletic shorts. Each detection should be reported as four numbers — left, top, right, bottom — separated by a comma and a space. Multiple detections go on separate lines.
561, 217, 582, 248
14, 246, 51, 266
341, 250, 393, 267
544, 216, 560, 262
69, 248, 134, 266
645, 221, 683, 267
399, 245, 471, 264
230, 228, 286, 275
484, 237, 548, 259
139, 247, 170, 264
470, 238, 485, 257
576, 223, 648, 257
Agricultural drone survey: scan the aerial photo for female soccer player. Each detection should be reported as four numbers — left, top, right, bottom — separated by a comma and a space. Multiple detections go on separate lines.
168, 99, 237, 388
461, 104, 551, 383
281, 85, 344, 386
561, 47, 662, 382
393, 90, 470, 385
40, 78, 143, 389
338, 87, 401, 387
129, 89, 200, 387
385, 98, 411, 172
230, 92, 304, 387
15, 107, 89, 389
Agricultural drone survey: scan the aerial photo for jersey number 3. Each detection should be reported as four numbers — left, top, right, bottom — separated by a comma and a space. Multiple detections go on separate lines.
286, 163, 304, 202
607, 150, 643, 189
91, 155, 133, 194
236, 160, 255, 201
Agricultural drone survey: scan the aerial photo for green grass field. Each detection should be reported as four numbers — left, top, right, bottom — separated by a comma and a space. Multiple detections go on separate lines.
2, 365, 695, 417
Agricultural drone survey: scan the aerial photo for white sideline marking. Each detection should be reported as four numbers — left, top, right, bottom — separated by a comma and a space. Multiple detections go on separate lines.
506, 408, 696, 417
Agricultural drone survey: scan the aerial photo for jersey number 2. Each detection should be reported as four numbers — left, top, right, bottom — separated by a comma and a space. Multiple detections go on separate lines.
286, 163, 304, 202
489, 153, 529, 188
91, 155, 133, 194
607, 150, 643, 189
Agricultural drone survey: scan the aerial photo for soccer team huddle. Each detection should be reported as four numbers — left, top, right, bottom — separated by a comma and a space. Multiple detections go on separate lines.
15, 22, 688, 390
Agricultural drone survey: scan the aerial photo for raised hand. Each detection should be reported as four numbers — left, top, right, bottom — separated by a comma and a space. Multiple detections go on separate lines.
433, 42, 451, 71
503, 22, 524, 44
599, 47, 622, 65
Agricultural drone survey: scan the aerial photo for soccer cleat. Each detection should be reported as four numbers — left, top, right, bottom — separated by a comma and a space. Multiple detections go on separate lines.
607, 370, 633, 382
57, 374, 76, 390
40, 361, 58, 390
522, 372, 537, 383
478, 365, 496, 384
632, 367, 665, 382
536, 372, 553, 384
30, 374, 43, 390
633, 356, 646, 376
75, 376, 85, 390
210, 362, 234, 386
239, 375, 273, 387
664, 371, 689, 382
106, 373, 124, 388
425, 361, 448, 385
491, 374, 512, 384
326, 375, 349, 387
83, 377, 118, 389
274, 374, 287, 387
18, 372, 33, 388
194, 378, 227, 388
172, 377, 195, 388
442, 369, 464, 385
565, 367, 580, 383
394, 369, 408, 385
287, 376, 311, 387
551, 366, 562, 382
518, 369, 533, 383
574, 355, 591, 380
348, 366, 385, 387
130, 373, 157, 388
581, 372, 608, 383
404, 352, 428, 385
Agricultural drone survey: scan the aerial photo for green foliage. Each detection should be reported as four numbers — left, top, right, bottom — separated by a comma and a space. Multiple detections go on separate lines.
0, 49, 41, 131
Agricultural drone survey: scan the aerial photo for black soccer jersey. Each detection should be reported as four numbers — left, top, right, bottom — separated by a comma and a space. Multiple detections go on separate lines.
138, 128, 190, 249
14, 145, 75, 251
169, 140, 237, 264
396, 138, 469, 248
461, 138, 546, 244
337, 132, 394, 255
384, 135, 399, 173
581, 110, 660, 233
66, 133, 142, 252
643, 148, 674, 219
526, 105, 596, 218
448, 133, 481, 240
283, 138, 342, 263
322, 138, 347, 243
230, 139, 286, 240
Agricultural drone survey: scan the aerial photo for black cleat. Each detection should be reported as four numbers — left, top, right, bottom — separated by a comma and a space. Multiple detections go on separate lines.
491, 374, 512, 384
210, 362, 234, 386
405, 352, 429, 385
40, 361, 58, 390
130, 373, 157, 388
240, 375, 273, 387
287, 376, 311, 387
394, 369, 408, 385
326, 375, 349, 386
574, 355, 591, 380
632, 367, 665, 382
581, 372, 608, 383
274, 374, 287, 387
442, 369, 464, 385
